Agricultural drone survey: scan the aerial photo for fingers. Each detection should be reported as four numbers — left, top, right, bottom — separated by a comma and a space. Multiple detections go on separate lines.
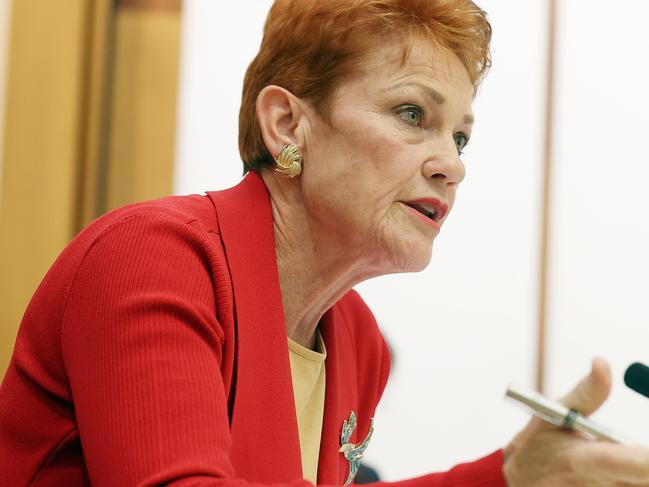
560, 357, 612, 417
573, 442, 649, 484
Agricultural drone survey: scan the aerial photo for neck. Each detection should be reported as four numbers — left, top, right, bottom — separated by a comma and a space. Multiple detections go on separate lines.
261, 171, 376, 349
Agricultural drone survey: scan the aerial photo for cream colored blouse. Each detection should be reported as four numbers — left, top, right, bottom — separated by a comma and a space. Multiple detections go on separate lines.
287, 331, 327, 485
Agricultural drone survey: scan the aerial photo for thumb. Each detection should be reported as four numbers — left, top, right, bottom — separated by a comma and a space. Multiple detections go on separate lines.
559, 357, 612, 417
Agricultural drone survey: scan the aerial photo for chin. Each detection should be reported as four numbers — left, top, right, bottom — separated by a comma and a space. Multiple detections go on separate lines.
407, 251, 433, 273
388, 240, 433, 274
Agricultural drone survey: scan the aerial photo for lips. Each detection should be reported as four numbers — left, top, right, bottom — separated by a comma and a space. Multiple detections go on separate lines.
402, 198, 448, 224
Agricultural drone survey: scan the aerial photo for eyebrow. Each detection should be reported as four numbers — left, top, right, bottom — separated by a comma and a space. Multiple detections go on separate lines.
386, 81, 446, 105
386, 81, 475, 125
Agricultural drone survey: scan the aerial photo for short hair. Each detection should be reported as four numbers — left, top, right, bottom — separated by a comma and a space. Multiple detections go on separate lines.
239, 0, 492, 173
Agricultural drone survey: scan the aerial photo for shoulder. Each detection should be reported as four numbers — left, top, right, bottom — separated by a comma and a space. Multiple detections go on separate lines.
68, 194, 227, 294
14, 194, 226, 402
60, 195, 229, 350
36, 193, 226, 336
92, 193, 220, 237
53, 193, 222, 274
59, 194, 224, 304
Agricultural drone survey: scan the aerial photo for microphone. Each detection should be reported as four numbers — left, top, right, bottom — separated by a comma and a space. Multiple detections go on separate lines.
624, 362, 649, 399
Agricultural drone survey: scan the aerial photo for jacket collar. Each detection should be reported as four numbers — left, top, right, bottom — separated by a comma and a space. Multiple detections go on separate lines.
207, 171, 344, 484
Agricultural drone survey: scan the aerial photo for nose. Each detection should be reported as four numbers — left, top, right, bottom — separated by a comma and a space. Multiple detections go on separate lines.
422, 136, 465, 186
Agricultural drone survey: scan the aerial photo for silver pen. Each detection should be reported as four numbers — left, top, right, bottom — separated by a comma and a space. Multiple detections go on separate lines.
505, 384, 630, 444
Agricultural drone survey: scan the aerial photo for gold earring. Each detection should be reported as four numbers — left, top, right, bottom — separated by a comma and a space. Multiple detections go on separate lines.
274, 144, 302, 177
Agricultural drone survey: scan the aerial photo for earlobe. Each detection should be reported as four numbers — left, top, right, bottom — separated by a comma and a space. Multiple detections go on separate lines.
256, 85, 304, 159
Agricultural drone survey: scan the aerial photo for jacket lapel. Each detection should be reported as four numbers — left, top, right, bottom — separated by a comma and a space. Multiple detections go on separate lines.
208, 172, 302, 482
318, 307, 343, 485
318, 305, 365, 485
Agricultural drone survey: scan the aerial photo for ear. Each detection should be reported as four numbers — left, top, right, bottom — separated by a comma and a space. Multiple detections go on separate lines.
256, 85, 306, 159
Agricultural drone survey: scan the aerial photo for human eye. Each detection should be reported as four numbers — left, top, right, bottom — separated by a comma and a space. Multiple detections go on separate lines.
454, 132, 470, 155
396, 104, 424, 127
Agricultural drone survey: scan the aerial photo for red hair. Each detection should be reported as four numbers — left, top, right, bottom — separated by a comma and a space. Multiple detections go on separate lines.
239, 0, 492, 172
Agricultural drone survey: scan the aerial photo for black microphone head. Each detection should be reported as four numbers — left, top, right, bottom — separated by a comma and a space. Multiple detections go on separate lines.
624, 362, 649, 399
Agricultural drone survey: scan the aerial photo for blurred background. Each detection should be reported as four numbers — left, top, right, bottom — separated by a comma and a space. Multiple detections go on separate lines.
1, 0, 648, 481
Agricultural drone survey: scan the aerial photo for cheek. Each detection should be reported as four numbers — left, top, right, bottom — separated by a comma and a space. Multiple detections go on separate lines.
303, 112, 425, 251
309, 117, 407, 200
344, 116, 406, 167
335, 122, 415, 202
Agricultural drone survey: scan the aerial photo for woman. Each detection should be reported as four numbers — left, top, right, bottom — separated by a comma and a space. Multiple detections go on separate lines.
1, 1, 649, 486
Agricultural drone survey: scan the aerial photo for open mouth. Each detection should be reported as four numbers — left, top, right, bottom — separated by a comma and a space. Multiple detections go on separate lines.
402, 199, 448, 224
406, 203, 439, 222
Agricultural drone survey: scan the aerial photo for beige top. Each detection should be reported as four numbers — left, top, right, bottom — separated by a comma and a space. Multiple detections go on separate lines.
287, 332, 327, 485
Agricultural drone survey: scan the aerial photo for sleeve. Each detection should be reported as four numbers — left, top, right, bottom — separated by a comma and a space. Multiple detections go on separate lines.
62, 212, 300, 487
377, 450, 507, 487
61, 212, 506, 487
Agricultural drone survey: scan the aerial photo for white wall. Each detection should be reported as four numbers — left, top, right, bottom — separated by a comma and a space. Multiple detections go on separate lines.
546, 0, 649, 443
175, 0, 543, 480
0, 0, 13, 207
174, 0, 274, 194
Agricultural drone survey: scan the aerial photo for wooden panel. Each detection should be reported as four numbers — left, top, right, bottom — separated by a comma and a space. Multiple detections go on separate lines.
78, 0, 114, 228
0, 0, 89, 375
104, 7, 180, 210
0, 0, 12, 198
0, 0, 181, 376
118, 0, 181, 11
536, 0, 558, 394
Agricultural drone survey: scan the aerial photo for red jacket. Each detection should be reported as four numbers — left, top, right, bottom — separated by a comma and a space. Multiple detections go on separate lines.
0, 172, 505, 486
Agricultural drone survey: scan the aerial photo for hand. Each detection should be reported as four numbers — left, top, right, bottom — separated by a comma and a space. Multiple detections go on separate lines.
503, 358, 649, 486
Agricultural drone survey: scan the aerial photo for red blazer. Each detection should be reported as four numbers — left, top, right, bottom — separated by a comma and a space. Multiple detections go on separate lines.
0, 172, 505, 486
